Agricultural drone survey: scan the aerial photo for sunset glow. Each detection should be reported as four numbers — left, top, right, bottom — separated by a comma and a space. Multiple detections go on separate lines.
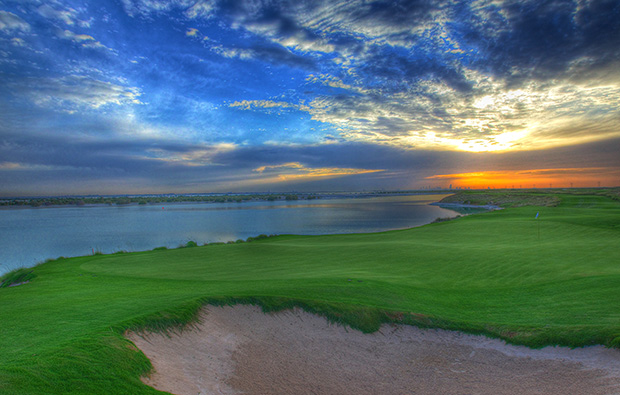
426, 168, 620, 190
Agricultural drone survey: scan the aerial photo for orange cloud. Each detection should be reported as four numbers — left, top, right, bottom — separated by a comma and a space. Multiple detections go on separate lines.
425, 167, 620, 189
253, 162, 383, 182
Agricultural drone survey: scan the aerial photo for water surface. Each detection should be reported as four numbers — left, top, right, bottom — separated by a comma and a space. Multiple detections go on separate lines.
0, 194, 461, 275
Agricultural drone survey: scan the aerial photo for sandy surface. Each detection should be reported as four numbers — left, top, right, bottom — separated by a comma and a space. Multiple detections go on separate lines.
127, 305, 620, 395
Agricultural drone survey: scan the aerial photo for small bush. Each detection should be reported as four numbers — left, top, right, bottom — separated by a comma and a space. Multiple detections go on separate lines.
152, 246, 168, 251
185, 241, 198, 248
246, 234, 270, 242
431, 216, 460, 224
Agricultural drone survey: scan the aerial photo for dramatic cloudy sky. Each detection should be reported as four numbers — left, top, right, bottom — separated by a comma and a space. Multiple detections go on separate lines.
1, 0, 619, 196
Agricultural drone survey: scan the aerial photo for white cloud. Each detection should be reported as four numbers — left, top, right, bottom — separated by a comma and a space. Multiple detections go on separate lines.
306, 74, 366, 93
0, 161, 21, 170
325, 78, 620, 151
229, 100, 309, 112
0, 161, 76, 171
58, 29, 96, 43
58, 30, 116, 54
146, 142, 236, 166
185, 1, 216, 19
121, 0, 216, 19
252, 161, 383, 181
208, 44, 254, 60
229, 0, 450, 57
11, 37, 26, 47
231, 68, 620, 152
77, 17, 93, 28
24, 75, 142, 111
37, 4, 79, 26
0, 11, 30, 32
121, 0, 161, 16
245, 21, 336, 54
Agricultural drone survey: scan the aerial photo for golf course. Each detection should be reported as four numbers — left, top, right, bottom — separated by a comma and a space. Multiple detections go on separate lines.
1, 189, 619, 394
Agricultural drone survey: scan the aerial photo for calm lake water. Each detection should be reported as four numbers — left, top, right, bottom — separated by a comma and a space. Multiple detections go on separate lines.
0, 194, 462, 275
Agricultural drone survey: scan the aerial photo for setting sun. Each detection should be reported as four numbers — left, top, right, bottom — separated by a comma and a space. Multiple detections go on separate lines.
426, 168, 620, 189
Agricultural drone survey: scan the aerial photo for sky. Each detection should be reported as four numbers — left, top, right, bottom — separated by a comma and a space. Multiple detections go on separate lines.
0, 0, 619, 196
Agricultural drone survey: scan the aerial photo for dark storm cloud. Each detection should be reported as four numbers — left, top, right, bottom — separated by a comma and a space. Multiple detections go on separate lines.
247, 44, 317, 70
0, 132, 160, 172
352, 0, 437, 27
461, 0, 620, 85
235, 143, 447, 172
360, 45, 472, 94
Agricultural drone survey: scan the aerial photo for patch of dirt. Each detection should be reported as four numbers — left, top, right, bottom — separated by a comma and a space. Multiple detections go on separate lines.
7, 281, 29, 287
127, 305, 620, 395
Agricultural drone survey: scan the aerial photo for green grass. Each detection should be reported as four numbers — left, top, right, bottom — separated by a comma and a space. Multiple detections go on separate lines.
0, 268, 37, 288
1, 190, 619, 393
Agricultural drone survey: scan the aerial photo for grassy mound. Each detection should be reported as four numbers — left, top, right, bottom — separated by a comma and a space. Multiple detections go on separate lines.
1, 190, 619, 393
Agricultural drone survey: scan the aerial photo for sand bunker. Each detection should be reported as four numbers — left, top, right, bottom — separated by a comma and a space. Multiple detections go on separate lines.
127, 305, 620, 395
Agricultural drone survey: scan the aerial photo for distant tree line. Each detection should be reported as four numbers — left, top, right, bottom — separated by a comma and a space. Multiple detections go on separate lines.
0, 194, 320, 207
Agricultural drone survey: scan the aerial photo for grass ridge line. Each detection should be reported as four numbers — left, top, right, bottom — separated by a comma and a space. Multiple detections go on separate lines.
118, 296, 620, 350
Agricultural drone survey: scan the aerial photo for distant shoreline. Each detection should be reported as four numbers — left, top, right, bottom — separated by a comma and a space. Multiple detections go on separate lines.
0, 191, 453, 210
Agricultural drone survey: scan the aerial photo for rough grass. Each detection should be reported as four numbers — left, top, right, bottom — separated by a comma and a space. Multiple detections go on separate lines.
1, 190, 619, 394
439, 190, 561, 207
0, 268, 37, 288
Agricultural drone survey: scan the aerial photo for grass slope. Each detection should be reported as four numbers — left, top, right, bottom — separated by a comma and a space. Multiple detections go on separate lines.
1, 191, 619, 394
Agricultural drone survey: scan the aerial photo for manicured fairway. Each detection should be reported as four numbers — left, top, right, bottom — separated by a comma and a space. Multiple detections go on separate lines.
1, 191, 619, 394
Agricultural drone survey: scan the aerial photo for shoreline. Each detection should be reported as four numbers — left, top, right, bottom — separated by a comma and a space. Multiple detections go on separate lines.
0, 194, 458, 276
0, 192, 452, 210
430, 201, 502, 210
